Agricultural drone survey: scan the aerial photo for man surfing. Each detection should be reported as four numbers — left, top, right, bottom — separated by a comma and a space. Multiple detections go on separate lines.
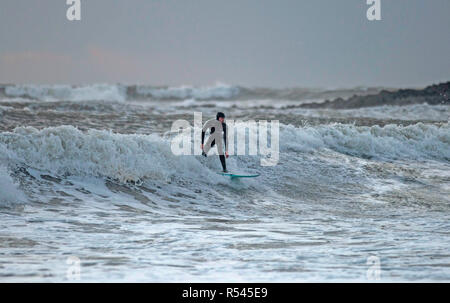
201, 112, 229, 172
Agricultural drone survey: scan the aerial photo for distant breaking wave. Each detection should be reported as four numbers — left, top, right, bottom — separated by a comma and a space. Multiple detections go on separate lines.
1, 82, 448, 108
131, 83, 240, 100
1, 84, 128, 102
0, 83, 386, 103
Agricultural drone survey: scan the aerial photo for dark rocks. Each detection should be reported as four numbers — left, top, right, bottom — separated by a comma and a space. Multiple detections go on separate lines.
300, 82, 450, 109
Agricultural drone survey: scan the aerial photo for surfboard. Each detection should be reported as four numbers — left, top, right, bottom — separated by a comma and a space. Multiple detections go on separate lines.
218, 172, 260, 179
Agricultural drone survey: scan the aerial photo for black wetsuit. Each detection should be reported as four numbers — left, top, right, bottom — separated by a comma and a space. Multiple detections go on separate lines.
201, 121, 227, 171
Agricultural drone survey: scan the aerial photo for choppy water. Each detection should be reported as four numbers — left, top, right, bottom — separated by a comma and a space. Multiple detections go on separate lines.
0, 84, 449, 282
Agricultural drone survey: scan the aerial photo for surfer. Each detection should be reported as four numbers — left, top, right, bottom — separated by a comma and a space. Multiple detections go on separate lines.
201, 112, 229, 172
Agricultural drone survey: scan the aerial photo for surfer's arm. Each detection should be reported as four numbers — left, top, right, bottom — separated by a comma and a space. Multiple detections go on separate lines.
201, 130, 205, 145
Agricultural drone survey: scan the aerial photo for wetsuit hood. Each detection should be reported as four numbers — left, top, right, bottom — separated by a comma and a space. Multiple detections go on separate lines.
216, 112, 225, 120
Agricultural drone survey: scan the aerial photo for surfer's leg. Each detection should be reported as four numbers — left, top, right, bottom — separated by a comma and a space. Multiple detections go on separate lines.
215, 140, 226, 171
219, 155, 227, 172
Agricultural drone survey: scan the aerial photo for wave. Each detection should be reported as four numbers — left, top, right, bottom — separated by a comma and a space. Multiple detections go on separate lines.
0, 83, 386, 103
0, 83, 238, 102
0, 123, 448, 186
293, 104, 450, 121
0, 164, 25, 206
1, 84, 127, 102
130, 83, 240, 100
0, 125, 221, 183
281, 122, 450, 161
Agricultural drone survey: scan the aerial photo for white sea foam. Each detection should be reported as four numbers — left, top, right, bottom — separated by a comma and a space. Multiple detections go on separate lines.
135, 83, 240, 100
280, 122, 450, 160
2, 83, 239, 102
0, 123, 448, 186
4, 84, 127, 102
1, 80, 450, 283
0, 125, 221, 183
0, 164, 25, 206
295, 104, 450, 121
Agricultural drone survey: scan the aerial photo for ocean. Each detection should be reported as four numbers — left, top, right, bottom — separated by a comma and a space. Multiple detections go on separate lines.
0, 83, 449, 281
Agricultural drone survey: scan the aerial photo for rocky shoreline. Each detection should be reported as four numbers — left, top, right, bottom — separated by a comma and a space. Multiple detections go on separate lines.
300, 82, 450, 109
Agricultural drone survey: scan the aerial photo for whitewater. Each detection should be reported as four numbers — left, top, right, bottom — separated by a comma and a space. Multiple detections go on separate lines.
0, 83, 449, 282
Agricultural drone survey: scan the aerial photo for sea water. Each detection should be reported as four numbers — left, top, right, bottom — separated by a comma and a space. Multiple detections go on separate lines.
0, 83, 449, 281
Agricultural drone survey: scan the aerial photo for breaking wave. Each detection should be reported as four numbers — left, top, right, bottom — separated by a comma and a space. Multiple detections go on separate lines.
132, 83, 240, 100
0, 83, 385, 103
0, 125, 219, 183
2, 84, 127, 102
281, 122, 450, 161
0, 123, 448, 186
0, 163, 25, 206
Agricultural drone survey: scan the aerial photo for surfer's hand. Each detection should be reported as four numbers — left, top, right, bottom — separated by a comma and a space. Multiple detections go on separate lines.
225, 151, 229, 158
201, 144, 204, 150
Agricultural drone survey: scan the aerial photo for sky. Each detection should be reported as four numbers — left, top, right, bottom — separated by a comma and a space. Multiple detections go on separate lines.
0, 0, 449, 88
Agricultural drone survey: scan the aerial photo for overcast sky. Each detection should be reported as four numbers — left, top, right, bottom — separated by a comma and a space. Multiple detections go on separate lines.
0, 0, 449, 88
